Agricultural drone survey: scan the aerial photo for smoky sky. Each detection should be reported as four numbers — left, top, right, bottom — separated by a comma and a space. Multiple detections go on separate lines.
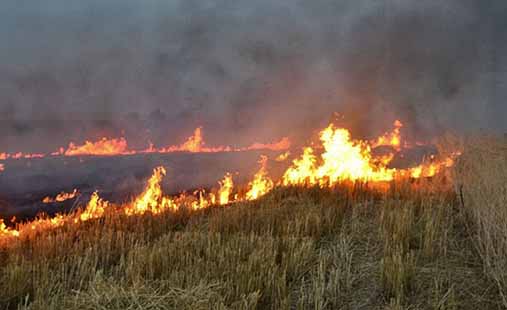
0, 0, 506, 152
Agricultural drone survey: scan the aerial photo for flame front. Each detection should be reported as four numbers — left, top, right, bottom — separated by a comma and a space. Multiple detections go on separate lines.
64, 137, 129, 157
0, 117, 460, 243
0, 127, 290, 160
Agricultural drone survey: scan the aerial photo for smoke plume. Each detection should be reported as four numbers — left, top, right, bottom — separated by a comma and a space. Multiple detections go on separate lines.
1, 0, 506, 152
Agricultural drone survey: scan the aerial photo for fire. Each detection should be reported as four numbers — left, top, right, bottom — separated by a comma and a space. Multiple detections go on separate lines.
43, 189, 79, 203
217, 173, 234, 205
0, 127, 291, 161
64, 137, 130, 157
0, 152, 44, 160
275, 151, 290, 162
408, 156, 456, 178
80, 191, 109, 221
0, 219, 19, 238
0, 163, 4, 172
0, 117, 461, 244
153, 127, 290, 154
372, 120, 403, 151
283, 125, 395, 186
240, 137, 291, 152
317, 126, 395, 184
282, 122, 457, 187
282, 147, 318, 185
125, 167, 177, 215
158, 127, 232, 153
191, 190, 211, 210
246, 155, 274, 200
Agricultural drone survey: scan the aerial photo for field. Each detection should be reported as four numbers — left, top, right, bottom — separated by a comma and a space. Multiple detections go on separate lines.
0, 136, 505, 309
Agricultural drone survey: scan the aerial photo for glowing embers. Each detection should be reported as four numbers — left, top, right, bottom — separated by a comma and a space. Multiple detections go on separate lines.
42, 189, 79, 203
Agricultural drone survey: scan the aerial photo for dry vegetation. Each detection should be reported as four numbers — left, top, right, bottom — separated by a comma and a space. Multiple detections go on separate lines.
0, 137, 505, 309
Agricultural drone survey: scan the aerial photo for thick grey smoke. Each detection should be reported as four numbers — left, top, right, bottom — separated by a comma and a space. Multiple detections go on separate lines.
1, 0, 506, 152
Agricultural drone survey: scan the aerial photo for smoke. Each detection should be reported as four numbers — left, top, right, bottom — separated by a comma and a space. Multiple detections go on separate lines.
1, 0, 506, 152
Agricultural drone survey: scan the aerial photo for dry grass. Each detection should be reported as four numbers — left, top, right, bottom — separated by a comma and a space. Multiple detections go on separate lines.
455, 134, 507, 308
0, 136, 505, 309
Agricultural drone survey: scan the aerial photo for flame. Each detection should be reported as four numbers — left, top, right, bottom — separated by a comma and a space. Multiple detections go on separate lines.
158, 127, 232, 153
408, 155, 456, 178
282, 147, 318, 185
372, 120, 403, 151
246, 155, 274, 200
153, 127, 290, 154
240, 137, 291, 152
125, 167, 178, 215
0, 163, 4, 172
275, 151, 290, 162
0, 219, 19, 238
282, 122, 457, 187
1, 127, 290, 161
80, 191, 109, 221
43, 189, 79, 203
160, 127, 206, 153
0, 117, 461, 244
64, 137, 130, 157
283, 125, 395, 186
218, 173, 234, 205
191, 190, 211, 210
0, 152, 45, 160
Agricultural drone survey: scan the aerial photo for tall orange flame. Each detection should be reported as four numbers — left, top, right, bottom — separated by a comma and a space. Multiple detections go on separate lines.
80, 191, 108, 221
218, 173, 234, 205
125, 167, 178, 215
246, 155, 274, 200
